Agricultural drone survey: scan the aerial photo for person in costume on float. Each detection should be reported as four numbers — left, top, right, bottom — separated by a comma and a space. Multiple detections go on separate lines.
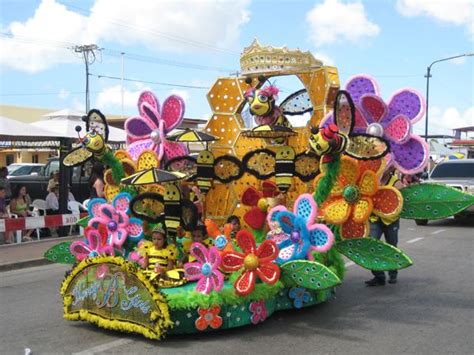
226, 215, 241, 238
143, 226, 178, 280
181, 223, 213, 264
366, 167, 405, 286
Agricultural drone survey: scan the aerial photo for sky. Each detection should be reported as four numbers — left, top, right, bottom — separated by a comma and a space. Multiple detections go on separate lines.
0, 0, 473, 136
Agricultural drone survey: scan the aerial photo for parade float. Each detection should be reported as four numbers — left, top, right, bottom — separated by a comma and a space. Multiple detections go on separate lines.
44, 40, 474, 340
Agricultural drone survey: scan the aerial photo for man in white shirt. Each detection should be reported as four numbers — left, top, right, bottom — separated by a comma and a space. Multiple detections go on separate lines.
45, 185, 59, 213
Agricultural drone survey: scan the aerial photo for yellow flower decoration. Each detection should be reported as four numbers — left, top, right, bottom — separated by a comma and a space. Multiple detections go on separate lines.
316, 156, 403, 239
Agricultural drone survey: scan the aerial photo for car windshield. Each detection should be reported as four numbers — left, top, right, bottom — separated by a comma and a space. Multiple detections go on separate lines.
9, 166, 34, 176
7, 165, 21, 174
430, 162, 474, 179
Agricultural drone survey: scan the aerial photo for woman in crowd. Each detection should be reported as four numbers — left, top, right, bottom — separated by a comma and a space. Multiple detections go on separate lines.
89, 163, 105, 199
9, 185, 34, 241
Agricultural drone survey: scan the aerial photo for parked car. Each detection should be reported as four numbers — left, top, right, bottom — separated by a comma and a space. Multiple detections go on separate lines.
7, 163, 45, 177
8, 158, 92, 203
415, 159, 474, 225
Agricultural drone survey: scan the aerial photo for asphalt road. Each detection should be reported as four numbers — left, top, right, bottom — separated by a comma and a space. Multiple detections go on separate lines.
1, 218, 473, 355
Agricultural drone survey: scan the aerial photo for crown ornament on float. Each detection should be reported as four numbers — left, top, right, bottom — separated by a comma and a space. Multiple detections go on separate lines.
240, 38, 323, 76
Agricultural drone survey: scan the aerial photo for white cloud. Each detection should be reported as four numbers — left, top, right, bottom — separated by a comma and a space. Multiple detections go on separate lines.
306, 0, 380, 46
312, 51, 335, 66
396, 0, 474, 35
71, 97, 86, 114
95, 84, 146, 110
414, 106, 474, 135
170, 89, 190, 102
1, 0, 251, 73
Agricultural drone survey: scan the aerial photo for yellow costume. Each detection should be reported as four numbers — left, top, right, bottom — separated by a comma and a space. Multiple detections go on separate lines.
141, 242, 186, 287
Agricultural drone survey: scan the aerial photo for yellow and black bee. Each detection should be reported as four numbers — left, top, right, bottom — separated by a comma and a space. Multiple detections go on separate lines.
62, 109, 110, 167
163, 183, 181, 238
196, 149, 215, 194
275, 145, 296, 193
309, 90, 389, 162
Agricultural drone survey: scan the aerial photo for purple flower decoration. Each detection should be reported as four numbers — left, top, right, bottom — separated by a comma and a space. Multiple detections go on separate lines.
70, 228, 114, 261
321, 75, 429, 174
125, 91, 188, 162
184, 243, 224, 294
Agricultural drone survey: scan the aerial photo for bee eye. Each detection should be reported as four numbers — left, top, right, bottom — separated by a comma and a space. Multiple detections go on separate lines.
257, 94, 268, 103
311, 127, 318, 135
316, 143, 322, 150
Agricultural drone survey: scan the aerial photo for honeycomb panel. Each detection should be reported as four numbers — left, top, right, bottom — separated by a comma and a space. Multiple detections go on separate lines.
204, 183, 238, 221
308, 108, 326, 129
207, 78, 246, 115
233, 133, 266, 158
205, 114, 241, 148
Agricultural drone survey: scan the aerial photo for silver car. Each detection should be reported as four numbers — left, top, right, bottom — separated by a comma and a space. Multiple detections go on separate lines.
415, 159, 474, 225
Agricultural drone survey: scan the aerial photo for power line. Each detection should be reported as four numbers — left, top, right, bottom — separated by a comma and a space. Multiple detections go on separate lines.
73, 44, 101, 112
90, 73, 210, 90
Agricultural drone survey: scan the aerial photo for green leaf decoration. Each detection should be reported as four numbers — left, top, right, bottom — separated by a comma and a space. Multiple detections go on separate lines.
400, 183, 474, 220
77, 216, 90, 228
280, 260, 341, 290
336, 238, 412, 271
43, 242, 75, 264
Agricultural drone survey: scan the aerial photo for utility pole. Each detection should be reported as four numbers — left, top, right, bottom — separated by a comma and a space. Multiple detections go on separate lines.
74, 44, 101, 113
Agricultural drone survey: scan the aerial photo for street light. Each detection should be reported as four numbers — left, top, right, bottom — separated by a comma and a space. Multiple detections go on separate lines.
424, 53, 474, 141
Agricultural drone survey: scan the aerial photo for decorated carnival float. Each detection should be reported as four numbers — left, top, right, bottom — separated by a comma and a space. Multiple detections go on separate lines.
44, 40, 474, 340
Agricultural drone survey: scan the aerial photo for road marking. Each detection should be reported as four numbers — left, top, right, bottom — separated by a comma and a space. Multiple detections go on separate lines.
407, 227, 416, 231
407, 237, 424, 244
344, 261, 355, 267
72, 339, 133, 355
431, 229, 446, 235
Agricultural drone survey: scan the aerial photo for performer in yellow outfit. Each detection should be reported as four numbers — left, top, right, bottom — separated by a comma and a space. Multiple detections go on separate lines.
142, 226, 186, 287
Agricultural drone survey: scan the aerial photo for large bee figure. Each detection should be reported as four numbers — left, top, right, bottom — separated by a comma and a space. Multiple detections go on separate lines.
62, 109, 110, 167
309, 90, 389, 162
196, 150, 215, 194
275, 145, 296, 193
244, 85, 291, 128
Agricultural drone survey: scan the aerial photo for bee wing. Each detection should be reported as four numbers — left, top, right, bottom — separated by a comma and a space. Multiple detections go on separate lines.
242, 148, 276, 179
334, 90, 355, 136
345, 134, 390, 160
130, 192, 164, 224
280, 89, 313, 116
85, 109, 109, 141
214, 155, 244, 183
62, 147, 93, 167
294, 151, 320, 182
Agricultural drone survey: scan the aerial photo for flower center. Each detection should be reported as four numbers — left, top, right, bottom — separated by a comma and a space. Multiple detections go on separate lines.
204, 313, 213, 321
366, 123, 384, 137
150, 130, 161, 144
290, 231, 301, 243
89, 250, 98, 257
108, 220, 118, 231
243, 254, 259, 271
257, 198, 268, 212
215, 235, 228, 250
343, 184, 360, 204
201, 263, 212, 277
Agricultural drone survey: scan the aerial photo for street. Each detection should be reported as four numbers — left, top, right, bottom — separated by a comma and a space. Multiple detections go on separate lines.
1, 218, 473, 355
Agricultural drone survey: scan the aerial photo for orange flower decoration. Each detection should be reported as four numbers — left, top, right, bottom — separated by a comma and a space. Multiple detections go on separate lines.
221, 230, 280, 296
316, 156, 403, 239
195, 306, 223, 331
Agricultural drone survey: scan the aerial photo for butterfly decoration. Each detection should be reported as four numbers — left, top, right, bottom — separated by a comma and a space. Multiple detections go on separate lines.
62, 109, 110, 167
125, 91, 188, 163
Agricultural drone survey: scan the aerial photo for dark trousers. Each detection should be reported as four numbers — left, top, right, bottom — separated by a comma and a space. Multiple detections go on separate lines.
370, 219, 399, 280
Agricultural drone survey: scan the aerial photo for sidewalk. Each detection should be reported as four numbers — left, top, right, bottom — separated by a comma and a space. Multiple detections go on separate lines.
0, 236, 80, 272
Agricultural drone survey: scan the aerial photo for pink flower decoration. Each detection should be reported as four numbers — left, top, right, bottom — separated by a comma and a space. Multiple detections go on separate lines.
125, 91, 188, 162
88, 193, 144, 249
321, 75, 429, 174
128, 240, 147, 268
184, 243, 224, 295
249, 300, 267, 324
70, 228, 114, 261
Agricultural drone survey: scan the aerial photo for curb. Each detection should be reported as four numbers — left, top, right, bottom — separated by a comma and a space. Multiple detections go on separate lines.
0, 258, 52, 272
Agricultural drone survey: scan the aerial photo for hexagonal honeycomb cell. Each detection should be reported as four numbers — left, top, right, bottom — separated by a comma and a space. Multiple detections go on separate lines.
205, 114, 241, 148
207, 78, 246, 115
205, 183, 238, 222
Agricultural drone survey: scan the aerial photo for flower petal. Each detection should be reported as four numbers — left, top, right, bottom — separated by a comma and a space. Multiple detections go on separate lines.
372, 186, 403, 218
86, 229, 101, 250
98, 204, 115, 220
353, 105, 370, 131
339, 156, 360, 186
127, 140, 154, 161
341, 218, 369, 239
262, 181, 278, 197
195, 317, 208, 331
385, 89, 425, 124
221, 252, 245, 272
256, 240, 278, 260
276, 240, 296, 263
352, 198, 373, 223
125, 115, 156, 139
137, 91, 160, 118
127, 218, 144, 240
241, 186, 262, 206
307, 224, 334, 252
276, 211, 297, 235
391, 136, 429, 174
211, 271, 224, 292
112, 192, 132, 213
244, 207, 267, 230
163, 141, 188, 161
184, 262, 203, 281
208, 247, 221, 268
234, 270, 256, 296
209, 314, 223, 329
256, 263, 280, 285
87, 198, 107, 218
196, 276, 212, 294
70, 241, 92, 260
236, 230, 256, 254
360, 94, 387, 123
359, 170, 378, 196
384, 114, 410, 144
345, 75, 378, 103
161, 95, 185, 132
190, 242, 209, 264
321, 197, 351, 224
267, 205, 287, 228
293, 193, 317, 223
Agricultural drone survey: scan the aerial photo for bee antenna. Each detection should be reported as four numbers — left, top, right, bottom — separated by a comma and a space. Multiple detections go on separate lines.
75, 125, 84, 142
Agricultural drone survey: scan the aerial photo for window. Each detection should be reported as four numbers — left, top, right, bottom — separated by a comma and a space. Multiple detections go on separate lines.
32, 154, 39, 163
430, 162, 474, 179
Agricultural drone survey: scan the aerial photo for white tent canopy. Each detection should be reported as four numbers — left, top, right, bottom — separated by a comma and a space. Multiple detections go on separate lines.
32, 113, 126, 143
429, 140, 455, 156
42, 109, 84, 119
0, 116, 64, 149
